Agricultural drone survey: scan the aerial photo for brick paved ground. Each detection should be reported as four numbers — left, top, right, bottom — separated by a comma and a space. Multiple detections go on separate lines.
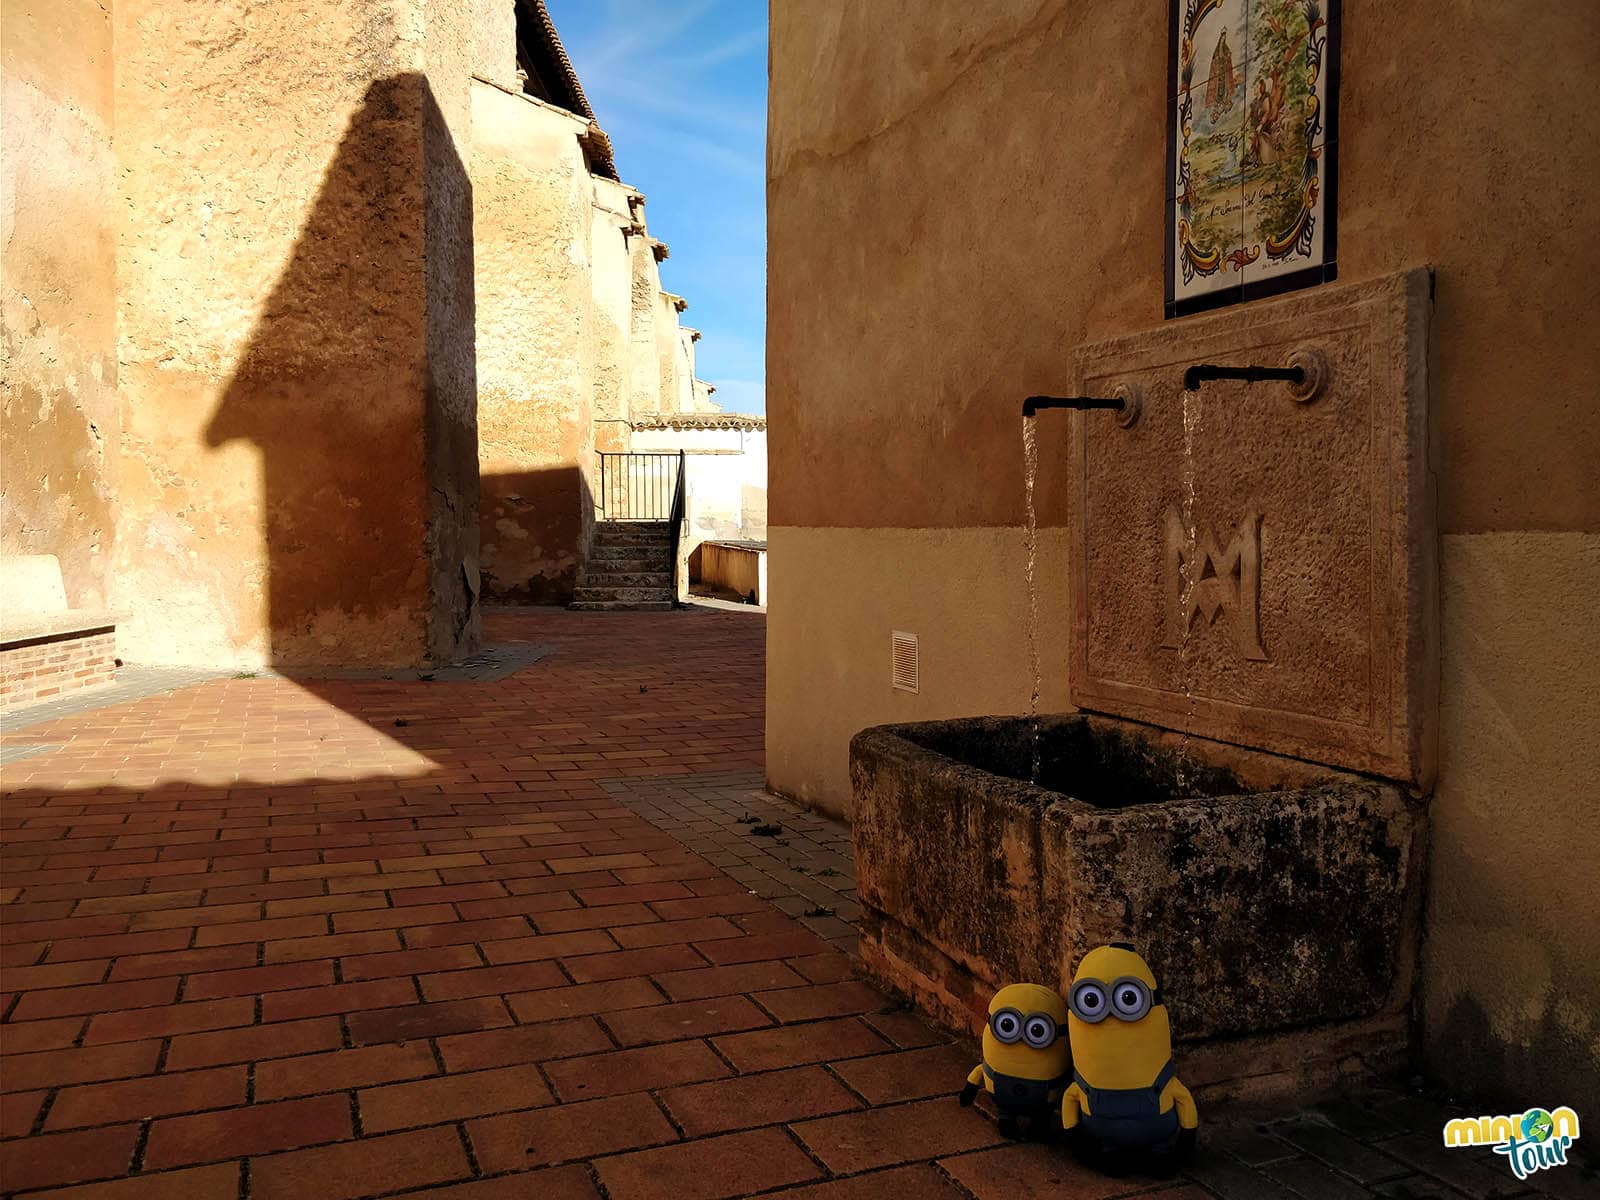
2, 609, 1594, 1199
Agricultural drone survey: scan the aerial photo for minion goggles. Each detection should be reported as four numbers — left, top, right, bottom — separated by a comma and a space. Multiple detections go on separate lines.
988, 1007, 1060, 1048
1068, 976, 1163, 1023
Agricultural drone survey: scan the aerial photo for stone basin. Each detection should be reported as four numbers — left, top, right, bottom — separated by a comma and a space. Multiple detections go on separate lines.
850, 713, 1429, 1101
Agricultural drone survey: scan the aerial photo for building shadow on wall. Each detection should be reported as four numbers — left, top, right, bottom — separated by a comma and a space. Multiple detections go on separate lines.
480, 467, 595, 606
205, 73, 480, 670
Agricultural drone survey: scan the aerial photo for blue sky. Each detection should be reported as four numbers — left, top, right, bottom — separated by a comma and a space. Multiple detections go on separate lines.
545, 0, 768, 414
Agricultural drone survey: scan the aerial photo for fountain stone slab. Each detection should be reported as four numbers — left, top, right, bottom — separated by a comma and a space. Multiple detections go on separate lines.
1071, 268, 1437, 789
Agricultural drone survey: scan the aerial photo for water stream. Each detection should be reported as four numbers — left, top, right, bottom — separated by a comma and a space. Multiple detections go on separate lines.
1022, 417, 1042, 784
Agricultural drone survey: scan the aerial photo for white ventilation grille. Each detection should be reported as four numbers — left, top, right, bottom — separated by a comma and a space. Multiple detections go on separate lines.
891, 630, 919, 694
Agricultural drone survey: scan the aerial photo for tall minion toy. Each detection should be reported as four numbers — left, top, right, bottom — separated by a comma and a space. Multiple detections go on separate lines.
1061, 943, 1198, 1164
958, 983, 1070, 1140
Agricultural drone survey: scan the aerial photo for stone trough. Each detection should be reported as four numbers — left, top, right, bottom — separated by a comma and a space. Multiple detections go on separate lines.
851, 713, 1427, 1103
850, 271, 1439, 1103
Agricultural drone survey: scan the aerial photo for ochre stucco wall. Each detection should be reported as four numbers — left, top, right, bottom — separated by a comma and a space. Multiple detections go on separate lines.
767, 0, 1600, 1112
1, 0, 119, 609
112, 0, 479, 667
472, 82, 600, 604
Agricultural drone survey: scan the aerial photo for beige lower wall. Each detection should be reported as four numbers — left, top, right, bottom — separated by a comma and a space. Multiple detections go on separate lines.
768, 525, 1600, 1108
765, 524, 1072, 816
1422, 531, 1600, 1116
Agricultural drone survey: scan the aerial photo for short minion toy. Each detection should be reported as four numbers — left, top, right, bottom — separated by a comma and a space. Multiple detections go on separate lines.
1061, 943, 1197, 1165
958, 983, 1070, 1140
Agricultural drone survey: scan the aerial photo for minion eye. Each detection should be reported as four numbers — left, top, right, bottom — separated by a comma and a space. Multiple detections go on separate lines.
1022, 1014, 1056, 1048
989, 1008, 1023, 1043
1111, 977, 1152, 1020
1070, 980, 1109, 1023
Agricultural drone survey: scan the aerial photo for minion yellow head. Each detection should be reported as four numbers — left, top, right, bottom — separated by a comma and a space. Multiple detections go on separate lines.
1066, 943, 1173, 1088
980, 982, 1069, 1082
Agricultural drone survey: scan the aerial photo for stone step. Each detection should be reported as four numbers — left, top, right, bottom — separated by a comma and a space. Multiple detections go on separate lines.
595, 521, 672, 539
593, 534, 673, 549
582, 571, 672, 589
567, 600, 676, 613
572, 586, 674, 604
587, 549, 671, 569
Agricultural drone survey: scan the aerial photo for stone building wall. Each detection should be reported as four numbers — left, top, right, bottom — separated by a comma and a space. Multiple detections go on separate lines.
766, 0, 1600, 1114
110, 0, 479, 668
472, 81, 601, 605
0, 0, 120, 611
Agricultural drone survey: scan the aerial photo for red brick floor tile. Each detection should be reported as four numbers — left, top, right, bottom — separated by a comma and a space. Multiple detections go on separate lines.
388, 1164, 601, 1200
828, 1043, 975, 1104
793, 1096, 1006, 1174
143, 1094, 352, 1168
254, 1041, 439, 1100
4, 1040, 163, 1092
341, 943, 481, 980
1, 1087, 46, 1137
42, 929, 188, 963
9, 1161, 240, 1199
595, 1126, 824, 1200
609, 916, 743, 948
345, 996, 513, 1045
542, 1038, 730, 1101
480, 928, 617, 965
106, 944, 257, 981
418, 960, 565, 1001
653, 959, 806, 1001
939, 1141, 1144, 1199
754, 981, 886, 1023
648, 894, 769, 921
165, 1016, 342, 1070
10, 976, 181, 1022
788, 951, 858, 984
861, 1009, 952, 1049
82, 998, 256, 1047
561, 943, 706, 983
182, 959, 335, 1000
659, 1064, 861, 1136
359, 1063, 553, 1132
435, 1017, 614, 1072
260, 976, 416, 1021
532, 903, 659, 934
711, 1017, 892, 1073
507, 977, 662, 1024
0, 958, 110, 991
0, 1014, 85, 1054
192, 913, 328, 946
250, 1125, 472, 1200
0, 1123, 139, 1191
766, 1165, 974, 1200
601, 993, 771, 1047
696, 930, 831, 965
262, 928, 400, 963
404, 915, 531, 947
468, 1092, 678, 1171
45, 1065, 247, 1129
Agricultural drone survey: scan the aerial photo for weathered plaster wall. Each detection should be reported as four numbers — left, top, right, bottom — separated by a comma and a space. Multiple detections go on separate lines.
590, 178, 637, 454
113, 0, 479, 668
1, 0, 119, 610
471, 82, 597, 604
767, 0, 1600, 1110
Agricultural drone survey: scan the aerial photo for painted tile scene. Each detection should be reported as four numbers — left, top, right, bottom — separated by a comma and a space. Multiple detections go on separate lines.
1171, 0, 1335, 313
3, 2, 1597, 1199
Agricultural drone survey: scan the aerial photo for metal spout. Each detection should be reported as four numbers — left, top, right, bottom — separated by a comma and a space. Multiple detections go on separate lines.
1022, 395, 1126, 418
1182, 363, 1306, 391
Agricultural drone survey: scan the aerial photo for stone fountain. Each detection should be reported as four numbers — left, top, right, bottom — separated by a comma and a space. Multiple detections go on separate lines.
850, 270, 1437, 1104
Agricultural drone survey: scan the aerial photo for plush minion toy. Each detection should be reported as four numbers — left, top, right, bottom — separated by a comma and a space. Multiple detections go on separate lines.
958, 983, 1070, 1140
1061, 943, 1197, 1165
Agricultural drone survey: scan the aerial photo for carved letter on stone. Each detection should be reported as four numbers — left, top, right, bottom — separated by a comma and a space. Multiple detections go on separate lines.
1161, 506, 1267, 660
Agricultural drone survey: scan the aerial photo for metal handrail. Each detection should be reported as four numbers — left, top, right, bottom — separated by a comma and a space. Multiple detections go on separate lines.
597, 452, 681, 521
666, 449, 687, 607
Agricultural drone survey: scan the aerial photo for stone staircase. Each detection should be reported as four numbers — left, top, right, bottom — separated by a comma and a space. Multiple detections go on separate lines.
569, 520, 677, 611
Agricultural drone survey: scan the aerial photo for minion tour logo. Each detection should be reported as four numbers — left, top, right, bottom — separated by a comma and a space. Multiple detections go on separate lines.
1442, 1106, 1580, 1181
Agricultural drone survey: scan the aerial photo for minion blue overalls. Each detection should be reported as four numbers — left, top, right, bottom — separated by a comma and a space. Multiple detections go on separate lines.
1072, 1060, 1181, 1149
